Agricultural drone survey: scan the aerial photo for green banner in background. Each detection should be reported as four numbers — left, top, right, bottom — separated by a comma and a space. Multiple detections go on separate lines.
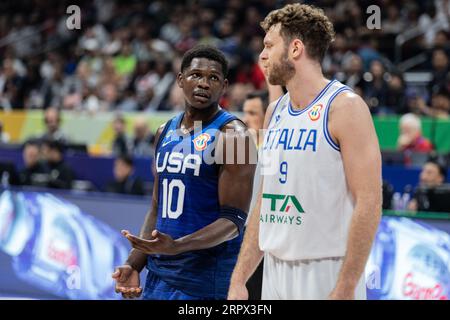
383, 209, 450, 220
373, 115, 450, 153
1, 111, 450, 154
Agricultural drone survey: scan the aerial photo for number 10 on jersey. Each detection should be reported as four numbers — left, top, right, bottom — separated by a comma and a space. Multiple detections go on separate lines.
161, 178, 185, 219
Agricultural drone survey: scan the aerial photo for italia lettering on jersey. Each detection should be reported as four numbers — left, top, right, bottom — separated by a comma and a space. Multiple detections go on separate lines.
263, 128, 318, 152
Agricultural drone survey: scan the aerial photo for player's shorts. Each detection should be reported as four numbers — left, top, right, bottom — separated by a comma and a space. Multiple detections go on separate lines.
261, 252, 367, 300
143, 271, 209, 300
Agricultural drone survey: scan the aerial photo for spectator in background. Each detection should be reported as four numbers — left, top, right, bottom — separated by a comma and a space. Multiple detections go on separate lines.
385, 72, 407, 114
418, 2, 450, 48
418, 160, 447, 187
405, 90, 421, 115
343, 54, 365, 93
40, 107, 68, 144
242, 91, 268, 149
403, 1, 421, 31
98, 82, 120, 111
131, 117, 155, 157
416, 88, 450, 118
382, 180, 395, 210
105, 155, 145, 196
146, 59, 175, 111
0, 58, 27, 110
364, 60, 389, 114
322, 34, 353, 77
165, 56, 185, 111
357, 35, 381, 72
130, 60, 155, 110
116, 88, 139, 112
19, 139, 49, 187
428, 48, 450, 95
39, 58, 66, 109
430, 88, 450, 118
234, 53, 266, 90
113, 42, 137, 77
0, 0, 447, 117
226, 83, 254, 112
41, 139, 75, 190
397, 113, 434, 154
382, 4, 405, 34
4, 14, 41, 59
0, 121, 10, 144
407, 160, 447, 211
433, 30, 450, 50
111, 114, 131, 156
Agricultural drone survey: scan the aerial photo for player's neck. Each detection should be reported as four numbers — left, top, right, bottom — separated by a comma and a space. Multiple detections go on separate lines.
286, 64, 329, 111
183, 103, 220, 128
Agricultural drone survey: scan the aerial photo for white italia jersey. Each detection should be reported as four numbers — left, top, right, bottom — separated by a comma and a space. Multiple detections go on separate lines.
259, 79, 355, 261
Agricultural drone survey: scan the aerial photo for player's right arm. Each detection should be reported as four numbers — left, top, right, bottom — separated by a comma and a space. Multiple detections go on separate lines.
228, 99, 279, 300
112, 123, 166, 299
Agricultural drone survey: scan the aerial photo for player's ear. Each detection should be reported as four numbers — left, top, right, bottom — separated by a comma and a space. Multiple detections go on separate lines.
222, 78, 229, 93
291, 39, 304, 60
176, 72, 184, 88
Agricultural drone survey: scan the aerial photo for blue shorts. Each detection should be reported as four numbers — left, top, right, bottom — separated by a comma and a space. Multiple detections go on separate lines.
143, 271, 209, 300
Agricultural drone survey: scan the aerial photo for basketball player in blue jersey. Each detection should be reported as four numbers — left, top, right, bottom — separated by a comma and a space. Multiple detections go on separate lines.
112, 45, 256, 300
229, 4, 382, 300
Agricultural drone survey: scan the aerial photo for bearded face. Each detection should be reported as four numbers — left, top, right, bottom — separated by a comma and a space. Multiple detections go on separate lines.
260, 24, 296, 86
267, 46, 296, 86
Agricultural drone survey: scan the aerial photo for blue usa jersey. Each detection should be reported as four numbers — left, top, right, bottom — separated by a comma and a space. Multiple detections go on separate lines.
147, 109, 244, 299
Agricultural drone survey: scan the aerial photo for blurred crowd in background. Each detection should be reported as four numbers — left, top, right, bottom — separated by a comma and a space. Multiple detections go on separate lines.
0, 0, 450, 207
0, 0, 449, 116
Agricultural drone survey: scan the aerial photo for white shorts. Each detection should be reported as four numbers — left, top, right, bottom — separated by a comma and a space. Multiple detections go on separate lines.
261, 252, 367, 300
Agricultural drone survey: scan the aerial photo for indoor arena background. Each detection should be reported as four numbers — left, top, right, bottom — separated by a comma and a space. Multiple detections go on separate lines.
1, 0, 450, 300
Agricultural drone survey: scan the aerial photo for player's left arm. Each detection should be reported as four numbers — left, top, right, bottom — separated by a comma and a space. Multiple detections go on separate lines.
328, 91, 382, 300
124, 120, 257, 255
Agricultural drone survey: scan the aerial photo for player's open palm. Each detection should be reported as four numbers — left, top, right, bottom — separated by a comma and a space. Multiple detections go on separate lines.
122, 229, 178, 255
112, 265, 142, 299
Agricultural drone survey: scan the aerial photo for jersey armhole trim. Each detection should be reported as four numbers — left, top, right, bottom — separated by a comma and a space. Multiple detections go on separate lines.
155, 118, 173, 153
323, 86, 354, 152
266, 93, 287, 128
218, 115, 244, 131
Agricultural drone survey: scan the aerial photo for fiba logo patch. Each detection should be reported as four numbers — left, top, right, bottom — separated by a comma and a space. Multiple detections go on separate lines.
308, 104, 323, 121
193, 133, 211, 151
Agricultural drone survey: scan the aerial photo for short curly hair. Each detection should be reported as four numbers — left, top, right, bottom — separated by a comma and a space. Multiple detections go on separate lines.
261, 4, 335, 62
181, 45, 228, 77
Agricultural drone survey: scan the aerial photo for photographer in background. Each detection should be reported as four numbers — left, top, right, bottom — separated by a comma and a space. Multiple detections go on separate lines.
105, 155, 145, 196
407, 160, 447, 211
41, 139, 75, 190
19, 139, 49, 187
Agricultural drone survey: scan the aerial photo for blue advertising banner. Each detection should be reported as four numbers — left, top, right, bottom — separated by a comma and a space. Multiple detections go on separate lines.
1, 187, 450, 300
0, 188, 148, 299
366, 216, 450, 300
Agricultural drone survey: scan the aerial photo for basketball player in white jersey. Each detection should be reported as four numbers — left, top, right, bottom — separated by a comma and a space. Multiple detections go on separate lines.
228, 4, 382, 300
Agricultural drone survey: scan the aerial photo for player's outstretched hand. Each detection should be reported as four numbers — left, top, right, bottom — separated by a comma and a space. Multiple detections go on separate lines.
122, 230, 179, 255
227, 282, 249, 300
112, 265, 142, 299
